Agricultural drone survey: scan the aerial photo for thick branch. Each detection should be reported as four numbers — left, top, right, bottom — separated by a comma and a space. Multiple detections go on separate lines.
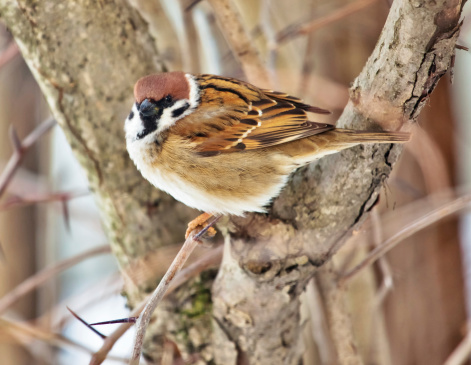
213, 0, 463, 363
0, 0, 464, 364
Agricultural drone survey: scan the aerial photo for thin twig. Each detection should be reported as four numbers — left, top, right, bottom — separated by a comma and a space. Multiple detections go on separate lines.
184, 0, 201, 12
89, 244, 223, 365
129, 233, 201, 364
206, 0, 271, 87
0, 245, 110, 314
340, 193, 471, 284
67, 307, 106, 339
277, 0, 378, 44
0, 190, 89, 210
0, 317, 127, 362
91, 317, 137, 326
456, 44, 469, 51
370, 207, 393, 303
0, 117, 56, 199
37, 273, 123, 330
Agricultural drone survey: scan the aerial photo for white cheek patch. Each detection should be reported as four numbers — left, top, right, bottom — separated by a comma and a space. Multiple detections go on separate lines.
185, 73, 200, 109
124, 103, 143, 142
155, 99, 193, 134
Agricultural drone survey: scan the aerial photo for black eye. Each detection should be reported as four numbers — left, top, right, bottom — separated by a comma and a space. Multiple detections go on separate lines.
165, 95, 172, 103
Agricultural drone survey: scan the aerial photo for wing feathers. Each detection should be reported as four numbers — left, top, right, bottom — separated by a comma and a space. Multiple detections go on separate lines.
261, 90, 331, 115
181, 75, 333, 155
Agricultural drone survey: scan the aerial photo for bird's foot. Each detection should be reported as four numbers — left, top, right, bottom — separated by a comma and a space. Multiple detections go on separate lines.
185, 212, 217, 239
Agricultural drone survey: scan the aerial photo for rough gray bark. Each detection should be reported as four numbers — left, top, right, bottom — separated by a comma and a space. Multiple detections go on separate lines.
0, 0, 198, 304
212, 1, 463, 364
0, 0, 464, 364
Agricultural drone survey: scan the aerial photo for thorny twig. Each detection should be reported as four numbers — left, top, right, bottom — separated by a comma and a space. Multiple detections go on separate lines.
130, 216, 221, 364
89, 243, 223, 365
67, 307, 106, 339
0, 190, 89, 210
277, 0, 379, 44
0, 117, 56, 199
0, 317, 127, 362
340, 193, 471, 284
0, 245, 110, 314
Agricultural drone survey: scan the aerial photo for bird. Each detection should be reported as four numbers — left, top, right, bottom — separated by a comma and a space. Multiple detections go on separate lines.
124, 72, 409, 237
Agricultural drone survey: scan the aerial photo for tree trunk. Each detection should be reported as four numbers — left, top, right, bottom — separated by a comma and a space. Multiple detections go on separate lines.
0, 0, 465, 363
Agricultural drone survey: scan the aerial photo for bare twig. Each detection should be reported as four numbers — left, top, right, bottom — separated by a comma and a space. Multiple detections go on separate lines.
0, 40, 19, 69
370, 207, 393, 303
0, 317, 127, 362
184, 0, 201, 12
277, 0, 379, 44
61, 199, 71, 232
180, 0, 201, 73
206, 0, 271, 87
0, 190, 88, 210
89, 244, 222, 365
91, 317, 137, 326
340, 193, 471, 284
0, 117, 56, 199
67, 307, 106, 339
407, 129, 452, 193
129, 232, 203, 364
0, 245, 110, 314
443, 329, 471, 365
37, 273, 123, 330
304, 280, 336, 364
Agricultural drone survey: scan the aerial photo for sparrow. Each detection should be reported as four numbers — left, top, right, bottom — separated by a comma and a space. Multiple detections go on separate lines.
124, 72, 409, 235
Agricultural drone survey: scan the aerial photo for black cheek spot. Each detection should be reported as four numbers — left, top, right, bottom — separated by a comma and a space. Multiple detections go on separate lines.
172, 102, 190, 118
128, 111, 134, 120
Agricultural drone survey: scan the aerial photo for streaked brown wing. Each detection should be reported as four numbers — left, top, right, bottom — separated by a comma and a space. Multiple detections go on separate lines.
175, 75, 334, 155
261, 89, 331, 115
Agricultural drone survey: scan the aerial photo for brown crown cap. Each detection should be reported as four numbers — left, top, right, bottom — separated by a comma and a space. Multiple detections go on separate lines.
134, 72, 190, 103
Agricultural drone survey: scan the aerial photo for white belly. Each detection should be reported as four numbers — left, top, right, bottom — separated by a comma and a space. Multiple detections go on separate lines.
127, 140, 289, 215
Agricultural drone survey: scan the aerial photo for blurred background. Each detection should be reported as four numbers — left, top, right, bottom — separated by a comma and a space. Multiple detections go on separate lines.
0, 0, 470, 364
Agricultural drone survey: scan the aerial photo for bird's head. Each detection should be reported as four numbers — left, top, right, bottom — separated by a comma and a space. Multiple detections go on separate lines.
124, 72, 199, 143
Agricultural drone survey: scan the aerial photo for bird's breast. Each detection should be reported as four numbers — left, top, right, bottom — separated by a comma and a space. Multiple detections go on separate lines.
127, 136, 295, 215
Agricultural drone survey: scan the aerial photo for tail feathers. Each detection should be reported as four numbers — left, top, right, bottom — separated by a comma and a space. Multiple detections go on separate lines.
286, 128, 410, 166
333, 129, 410, 144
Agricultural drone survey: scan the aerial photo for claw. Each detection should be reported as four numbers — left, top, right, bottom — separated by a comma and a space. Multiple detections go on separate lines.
185, 213, 217, 239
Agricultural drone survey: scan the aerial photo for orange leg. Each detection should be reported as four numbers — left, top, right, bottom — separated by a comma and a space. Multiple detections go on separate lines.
185, 212, 217, 239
